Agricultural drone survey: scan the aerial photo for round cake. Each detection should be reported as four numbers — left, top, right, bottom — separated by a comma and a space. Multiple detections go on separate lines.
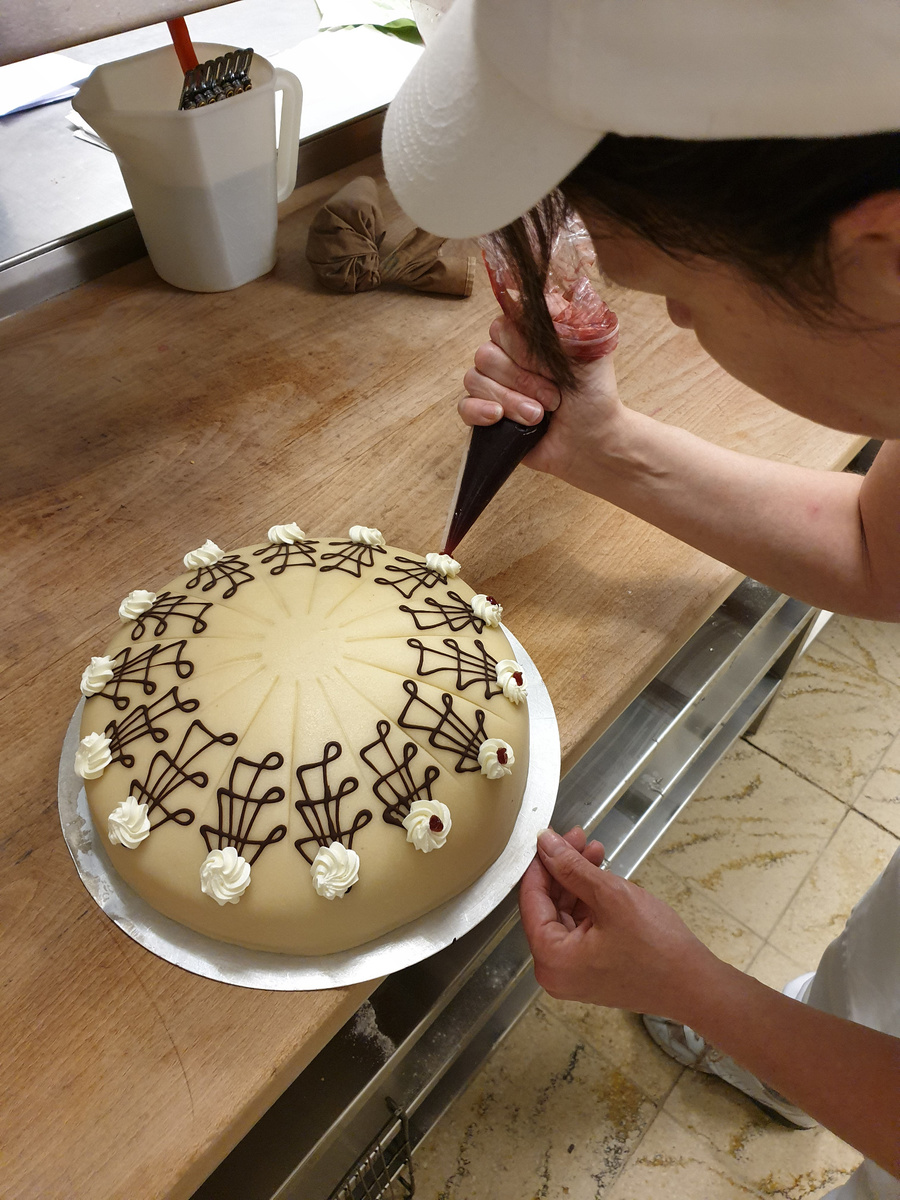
75, 524, 530, 955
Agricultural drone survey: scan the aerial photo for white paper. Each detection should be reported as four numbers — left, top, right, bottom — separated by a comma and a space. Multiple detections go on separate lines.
0, 52, 88, 117
66, 108, 110, 150
271, 26, 422, 140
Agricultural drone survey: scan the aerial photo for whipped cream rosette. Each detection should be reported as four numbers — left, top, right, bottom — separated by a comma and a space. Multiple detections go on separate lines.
80, 655, 116, 697
77, 525, 530, 956
107, 796, 151, 848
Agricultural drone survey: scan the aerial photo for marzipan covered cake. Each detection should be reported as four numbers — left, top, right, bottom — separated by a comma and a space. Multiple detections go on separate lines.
75, 525, 530, 955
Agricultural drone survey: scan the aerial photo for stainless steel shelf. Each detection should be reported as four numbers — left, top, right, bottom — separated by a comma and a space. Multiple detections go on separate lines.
192, 575, 820, 1200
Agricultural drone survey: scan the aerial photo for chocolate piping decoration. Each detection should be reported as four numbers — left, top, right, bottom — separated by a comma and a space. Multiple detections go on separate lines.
359, 719, 441, 827
253, 540, 318, 575
374, 556, 450, 599
407, 636, 502, 700
104, 687, 200, 768
185, 554, 255, 599
130, 592, 212, 641
397, 679, 488, 773
399, 591, 487, 633
319, 540, 388, 577
96, 640, 194, 710
128, 719, 238, 831
294, 741, 372, 863
200, 752, 287, 865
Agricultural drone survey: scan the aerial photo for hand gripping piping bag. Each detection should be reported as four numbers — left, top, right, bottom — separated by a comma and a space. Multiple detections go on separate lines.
442, 211, 619, 554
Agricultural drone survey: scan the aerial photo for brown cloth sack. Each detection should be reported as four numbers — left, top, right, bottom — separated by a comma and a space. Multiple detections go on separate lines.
305, 175, 475, 296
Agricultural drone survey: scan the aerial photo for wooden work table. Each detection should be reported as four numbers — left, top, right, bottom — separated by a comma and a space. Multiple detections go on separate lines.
0, 158, 864, 1199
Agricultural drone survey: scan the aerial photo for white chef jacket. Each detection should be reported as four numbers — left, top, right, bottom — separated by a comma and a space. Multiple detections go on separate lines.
810, 845, 900, 1199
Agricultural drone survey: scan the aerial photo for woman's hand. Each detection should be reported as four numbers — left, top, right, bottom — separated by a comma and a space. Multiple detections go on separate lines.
519, 827, 725, 1018
523, 834, 900, 1174
460, 316, 626, 489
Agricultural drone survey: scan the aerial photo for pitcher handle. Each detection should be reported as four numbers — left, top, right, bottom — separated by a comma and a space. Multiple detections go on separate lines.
273, 67, 303, 204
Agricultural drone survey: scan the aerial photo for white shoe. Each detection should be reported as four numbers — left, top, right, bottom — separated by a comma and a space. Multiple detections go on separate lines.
783, 971, 815, 1003
642, 1014, 818, 1129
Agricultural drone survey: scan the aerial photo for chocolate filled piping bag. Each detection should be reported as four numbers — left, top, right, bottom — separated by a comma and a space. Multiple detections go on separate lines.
441, 213, 618, 555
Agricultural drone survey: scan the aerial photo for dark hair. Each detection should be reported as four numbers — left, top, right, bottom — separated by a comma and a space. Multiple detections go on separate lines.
491, 131, 900, 390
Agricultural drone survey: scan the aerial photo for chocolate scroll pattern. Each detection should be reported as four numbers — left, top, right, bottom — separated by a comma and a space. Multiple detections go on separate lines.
319, 540, 388, 578
397, 680, 488, 773
359, 720, 441, 828
98, 641, 194, 710
407, 637, 501, 700
399, 591, 487, 633
200, 753, 287, 864
374, 557, 450, 600
130, 592, 213, 641
185, 554, 255, 599
128, 719, 238, 831
252, 539, 317, 575
105, 687, 200, 769
294, 741, 372, 863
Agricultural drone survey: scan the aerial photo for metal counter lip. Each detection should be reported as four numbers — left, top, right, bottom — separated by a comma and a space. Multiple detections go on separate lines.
192, 575, 820, 1200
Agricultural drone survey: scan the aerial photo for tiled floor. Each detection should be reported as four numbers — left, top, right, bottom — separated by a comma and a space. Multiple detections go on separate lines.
411, 614, 900, 1199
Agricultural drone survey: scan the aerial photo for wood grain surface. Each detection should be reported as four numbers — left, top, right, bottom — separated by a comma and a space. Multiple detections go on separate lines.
0, 156, 864, 1199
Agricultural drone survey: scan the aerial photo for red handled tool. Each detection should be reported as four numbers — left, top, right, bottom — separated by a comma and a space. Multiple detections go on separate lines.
166, 17, 254, 110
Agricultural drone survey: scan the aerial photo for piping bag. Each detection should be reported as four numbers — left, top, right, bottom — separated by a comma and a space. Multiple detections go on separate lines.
441, 212, 619, 555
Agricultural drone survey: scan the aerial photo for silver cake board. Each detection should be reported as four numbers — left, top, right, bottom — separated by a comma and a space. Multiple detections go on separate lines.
59, 627, 559, 990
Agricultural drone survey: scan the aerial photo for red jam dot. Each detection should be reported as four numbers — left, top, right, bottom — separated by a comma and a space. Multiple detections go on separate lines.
429, 816, 444, 832
486, 596, 498, 605
496, 746, 508, 765
513, 672, 524, 685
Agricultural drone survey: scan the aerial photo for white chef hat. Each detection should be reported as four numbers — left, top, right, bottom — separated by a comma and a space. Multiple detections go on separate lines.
382, 0, 900, 239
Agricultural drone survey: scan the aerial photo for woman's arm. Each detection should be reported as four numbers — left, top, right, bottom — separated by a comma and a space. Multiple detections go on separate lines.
463, 319, 900, 621
571, 407, 899, 621
521, 830, 900, 1177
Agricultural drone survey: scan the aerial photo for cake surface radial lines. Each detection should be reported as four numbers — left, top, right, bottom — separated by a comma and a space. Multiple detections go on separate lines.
78, 528, 530, 956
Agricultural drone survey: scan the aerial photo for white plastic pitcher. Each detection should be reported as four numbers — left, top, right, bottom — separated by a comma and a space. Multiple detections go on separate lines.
73, 44, 302, 292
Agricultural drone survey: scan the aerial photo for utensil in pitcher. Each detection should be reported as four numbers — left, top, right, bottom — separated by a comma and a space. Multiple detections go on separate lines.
167, 17, 253, 109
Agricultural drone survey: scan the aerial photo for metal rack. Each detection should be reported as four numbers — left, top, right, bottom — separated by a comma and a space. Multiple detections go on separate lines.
329, 1101, 414, 1200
